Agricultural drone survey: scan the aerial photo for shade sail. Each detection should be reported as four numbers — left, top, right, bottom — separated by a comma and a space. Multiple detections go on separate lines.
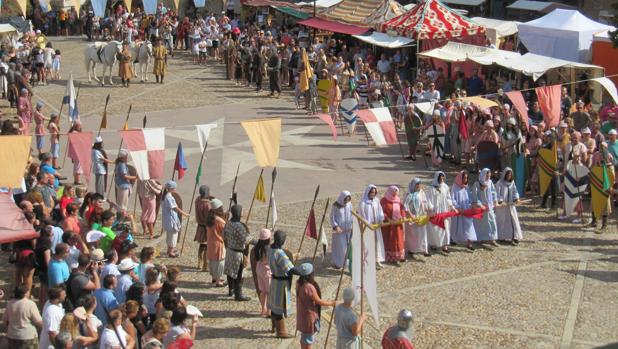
297, 0, 342, 8
419, 42, 604, 81
352, 32, 415, 48
380, 0, 485, 40
298, 17, 369, 35
320, 0, 383, 26
272, 6, 310, 19
0, 24, 17, 34
506, 0, 573, 12
443, 0, 485, 5
0, 193, 37, 244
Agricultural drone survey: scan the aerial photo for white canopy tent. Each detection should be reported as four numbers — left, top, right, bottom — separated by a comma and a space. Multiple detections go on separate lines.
419, 42, 604, 81
471, 17, 520, 45
352, 32, 415, 48
442, 0, 485, 6
517, 9, 614, 63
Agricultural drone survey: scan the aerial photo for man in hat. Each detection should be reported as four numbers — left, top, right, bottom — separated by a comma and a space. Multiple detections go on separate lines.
334, 287, 365, 349
92, 136, 113, 197
162, 180, 189, 258
381, 309, 415, 349
153, 38, 168, 84
115, 258, 138, 304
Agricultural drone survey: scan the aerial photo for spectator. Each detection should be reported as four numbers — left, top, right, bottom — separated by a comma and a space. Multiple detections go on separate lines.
100, 248, 120, 279
48, 243, 70, 287
67, 254, 101, 307
94, 274, 119, 326
39, 286, 67, 349
3, 285, 43, 348
163, 306, 198, 347
115, 257, 138, 304
99, 309, 135, 349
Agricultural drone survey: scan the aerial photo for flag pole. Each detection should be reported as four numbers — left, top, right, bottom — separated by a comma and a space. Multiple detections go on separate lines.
296, 184, 320, 254
131, 112, 145, 220
97, 94, 111, 137
359, 219, 365, 349
323, 230, 353, 349
311, 197, 330, 265
265, 167, 278, 228
106, 104, 132, 200
226, 162, 241, 220
61, 84, 82, 169
244, 168, 264, 225
179, 141, 209, 255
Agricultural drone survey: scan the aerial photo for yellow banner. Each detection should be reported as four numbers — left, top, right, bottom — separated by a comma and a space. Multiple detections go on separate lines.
254, 174, 266, 202
538, 143, 557, 197
299, 49, 312, 92
241, 118, 281, 168
0, 136, 31, 188
125, 0, 133, 12
461, 96, 499, 110
16, 0, 27, 16
590, 165, 614, 219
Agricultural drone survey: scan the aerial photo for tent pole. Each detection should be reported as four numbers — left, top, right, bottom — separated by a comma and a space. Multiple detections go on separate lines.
416, 40, 420, 81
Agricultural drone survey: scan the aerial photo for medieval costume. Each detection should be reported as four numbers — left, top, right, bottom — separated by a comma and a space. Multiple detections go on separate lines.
223, 205, 251, 301
194, 185, 213, 270
152, 39, 168, 83
136, 179, 162, 239
330, 190, 353, 269
425, 171, 454, 252
450, 171, 477, 250
206, 199, 226, 286
380, 186, 406, 263
358, 184, 385, 266
404, 179, 431, 256
118, 42, 134, 87
268, 230, 296, 338
381, 310, 415, 349
250, 228, 272, 316
471, 168, 498, 243
495, 167, 523, 242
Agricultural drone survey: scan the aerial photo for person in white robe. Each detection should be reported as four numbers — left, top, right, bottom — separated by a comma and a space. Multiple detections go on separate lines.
425, 171, 455, 254
403, 178, 433, 257
470, 168, 499, 245
451, 170, 477, 250
358, 184, 386, 268
330, 190, 353, 269
495, 167, 523, 243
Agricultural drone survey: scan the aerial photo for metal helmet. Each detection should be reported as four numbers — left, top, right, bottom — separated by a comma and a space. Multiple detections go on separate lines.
397, 309, 414, 330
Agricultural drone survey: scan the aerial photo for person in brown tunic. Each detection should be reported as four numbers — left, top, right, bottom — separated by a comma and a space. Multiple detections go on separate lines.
118, 41, 134, 87
206, 199, 226, 286
194, 185, 213, 270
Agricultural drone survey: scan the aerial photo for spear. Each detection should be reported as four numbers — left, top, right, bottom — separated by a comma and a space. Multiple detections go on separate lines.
61, 84, 82, 169
132, 114, 147, 219
265, 167, 278, 228
311, 197, 330, 265
296, 184, 320, 254
97, 93, 111, 137
226, 162, 241, 220
106, 104, 132, 200
244, 168, 264, 225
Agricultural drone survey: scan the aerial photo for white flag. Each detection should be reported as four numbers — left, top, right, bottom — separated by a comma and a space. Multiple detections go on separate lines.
195, 124, 218, 150
271, 190, 278, 229
319, 225, 328, 248
64, 73, 79, 121
351, 217, 379, 325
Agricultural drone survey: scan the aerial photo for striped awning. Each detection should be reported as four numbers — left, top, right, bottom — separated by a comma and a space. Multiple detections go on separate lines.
319, 0, 384, 26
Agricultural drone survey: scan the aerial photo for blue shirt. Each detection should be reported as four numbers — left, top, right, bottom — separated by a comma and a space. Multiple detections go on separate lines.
40, 163, 59, 188
50, 226, 63, 252
115, 162, 131, 190
94, 288, 119, 326
48, 259, 70, 287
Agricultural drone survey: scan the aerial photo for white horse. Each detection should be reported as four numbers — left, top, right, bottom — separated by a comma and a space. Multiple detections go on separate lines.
131, 41, 153, 83
84, 40, 123, 85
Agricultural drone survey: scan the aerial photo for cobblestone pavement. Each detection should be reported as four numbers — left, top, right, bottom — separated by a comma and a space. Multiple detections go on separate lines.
0, 37, 616, 349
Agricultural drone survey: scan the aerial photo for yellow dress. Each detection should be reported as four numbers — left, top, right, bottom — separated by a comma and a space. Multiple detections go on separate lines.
153, 46, 168, 76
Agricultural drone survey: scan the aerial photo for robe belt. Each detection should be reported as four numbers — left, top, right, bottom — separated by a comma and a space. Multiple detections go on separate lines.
272, 275, 289, 281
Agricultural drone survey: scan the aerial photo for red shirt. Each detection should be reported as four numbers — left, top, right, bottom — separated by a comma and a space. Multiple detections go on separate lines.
296, 283, 319, 334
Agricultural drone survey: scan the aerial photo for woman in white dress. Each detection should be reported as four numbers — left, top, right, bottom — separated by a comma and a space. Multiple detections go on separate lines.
425, 171, 455, 254
495, 167, 523, 243
404, 178, 433, 257
358, 184, 385, 268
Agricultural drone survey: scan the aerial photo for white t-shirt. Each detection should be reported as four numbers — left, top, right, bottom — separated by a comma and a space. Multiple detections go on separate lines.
86, 314, 103, 349
39, 301, 65, 349
99, 326, 128, 349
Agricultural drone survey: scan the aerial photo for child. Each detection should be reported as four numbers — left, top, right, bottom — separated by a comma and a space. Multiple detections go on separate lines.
192, 37, 200, 64
52, 49, 61, 80
294, 76, 301, 110
74, 186, 87, 207
48, 113, 60, 169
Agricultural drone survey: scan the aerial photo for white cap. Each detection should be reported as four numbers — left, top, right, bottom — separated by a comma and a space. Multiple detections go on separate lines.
581, 127, 591, 134
559, 121, 568, 128
86, 230, 106, 243
609, 129, 618, 135
94, 136, 103, 143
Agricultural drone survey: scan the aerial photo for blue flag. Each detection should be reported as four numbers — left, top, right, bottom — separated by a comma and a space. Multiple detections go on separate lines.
174, 142, 188, 180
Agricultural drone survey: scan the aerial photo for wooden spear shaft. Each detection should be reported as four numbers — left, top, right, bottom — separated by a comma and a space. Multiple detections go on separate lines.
296, 184, 320, 254
105, 104, 132, 200
311, 197, 330, 265
244, 168, 264, 225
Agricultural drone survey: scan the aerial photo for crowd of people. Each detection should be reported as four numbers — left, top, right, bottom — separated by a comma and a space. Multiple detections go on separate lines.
1, 2, 617, 349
